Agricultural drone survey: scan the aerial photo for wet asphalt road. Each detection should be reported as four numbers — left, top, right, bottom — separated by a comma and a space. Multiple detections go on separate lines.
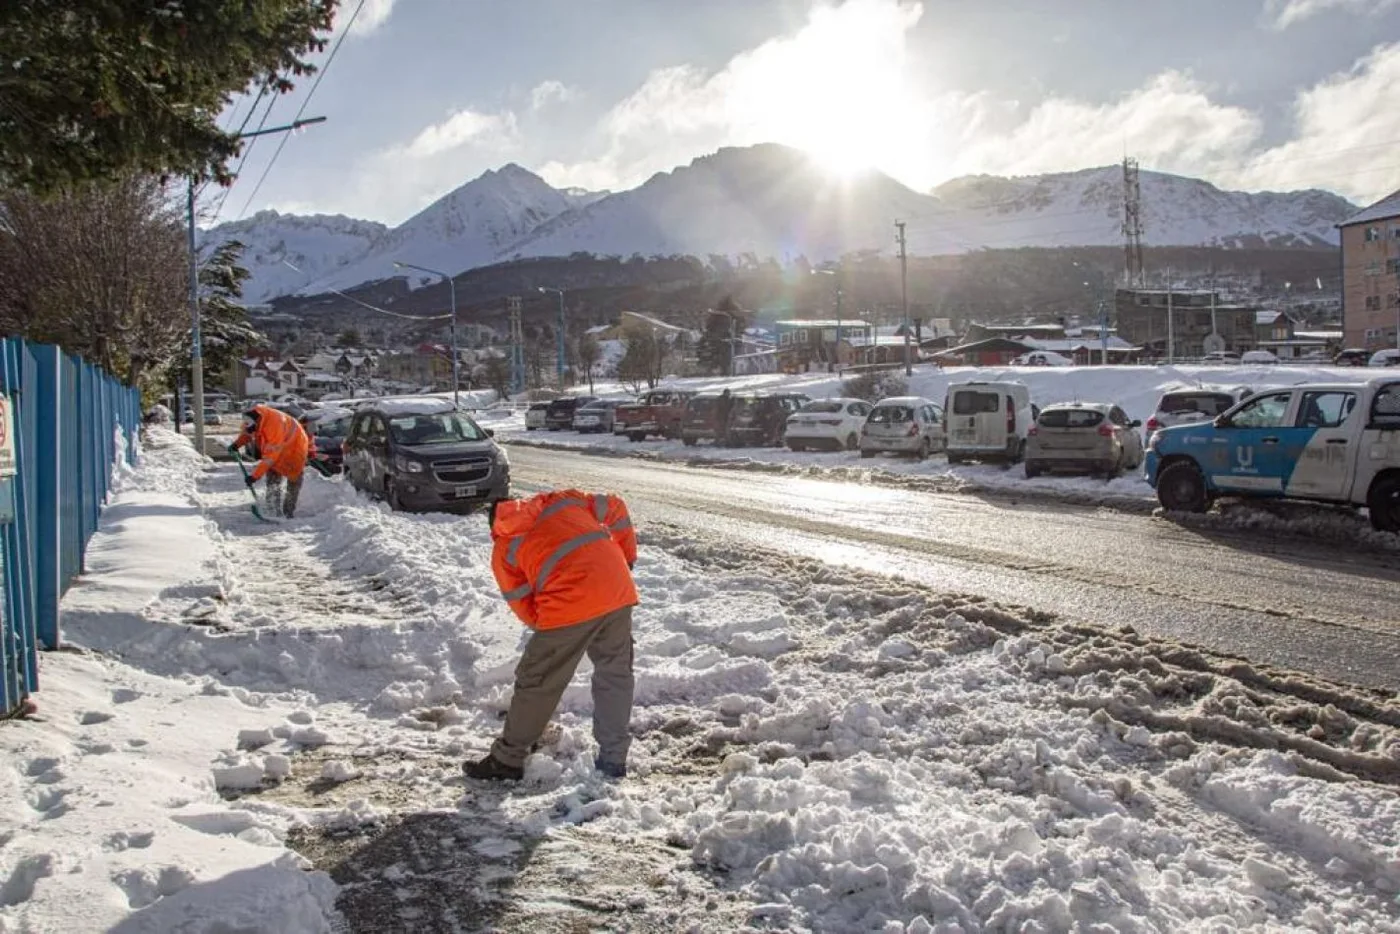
507, 445, 1400, 692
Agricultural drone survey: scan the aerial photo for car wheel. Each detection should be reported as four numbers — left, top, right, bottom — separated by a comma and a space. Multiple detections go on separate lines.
385, 477, 404, 512
628, 432, 646, 442
916, 438, 931, 460
788, 442, 805, 452
526, 426, 536, 431
1367, 475, 1400, 532
1104, 452, 1124, 480
1157, 461, 1209, 513
682, 436, 696, 447
947, 453, 963, 465
860, 449, 875, 459
845, 433, 858, 451
1025, 461, 1042, 479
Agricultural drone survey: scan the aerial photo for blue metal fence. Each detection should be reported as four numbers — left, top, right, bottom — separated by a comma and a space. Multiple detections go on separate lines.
1, 338, 140, 718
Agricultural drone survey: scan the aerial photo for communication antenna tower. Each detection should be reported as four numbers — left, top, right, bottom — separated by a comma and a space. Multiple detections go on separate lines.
1121, 157, 1145, 288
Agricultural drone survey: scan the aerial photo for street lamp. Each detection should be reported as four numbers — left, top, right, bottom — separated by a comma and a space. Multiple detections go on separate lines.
187, 115, 325, 455
393, 261, 458, 408
537, 287, 566, 384
812, 268, 844, 373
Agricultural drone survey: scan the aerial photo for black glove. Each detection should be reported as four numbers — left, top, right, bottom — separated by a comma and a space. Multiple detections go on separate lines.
226, 443, 239, 455
245, 475, 257, 489
627, 561, 635, 571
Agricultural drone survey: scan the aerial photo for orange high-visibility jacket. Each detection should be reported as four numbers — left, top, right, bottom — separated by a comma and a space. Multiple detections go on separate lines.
233, 405, 311, 482
491, 489, 638, 629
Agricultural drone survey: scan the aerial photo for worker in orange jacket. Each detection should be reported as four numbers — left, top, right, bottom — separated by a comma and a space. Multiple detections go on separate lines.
466, 489, 639, 781
229, 405, 311, 519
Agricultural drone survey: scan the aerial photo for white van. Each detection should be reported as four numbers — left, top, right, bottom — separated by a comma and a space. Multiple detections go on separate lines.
944, 381, 1035, 464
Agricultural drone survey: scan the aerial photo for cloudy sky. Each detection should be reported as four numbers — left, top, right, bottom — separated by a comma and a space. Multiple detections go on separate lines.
210, 0, 1400, 228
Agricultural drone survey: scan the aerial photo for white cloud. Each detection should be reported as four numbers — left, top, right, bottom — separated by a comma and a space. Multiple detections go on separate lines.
280, 107, 522, 223
1233, 42, 1400, 202
541, 0, 1399, 205
347, 0, 397, 36
1263, 0, 1399, 29
530, 80, 577, 112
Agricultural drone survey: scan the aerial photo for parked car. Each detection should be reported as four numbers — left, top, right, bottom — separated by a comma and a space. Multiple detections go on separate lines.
680, 393, 723, 446
1242, 349, 1278, 365
1025, 403, 1144, 479
943, 381, 1035, 464
1144, 389, 1247, 434
525, 402, 550, 431
860, 396, 945, 459
614, 389, 695, 441
544, 395, 598, 430
202, 407, 222, 426
785, 398, 873, 451
1011, 351, 1073, 367
728, 392, 811, 447
341, 397, 509, 514
1146, 378, 1400, 531
1369, 349, 1400, 368
302, 406, 354, 474
1202, 351, 1241, 365
1335, 348, 1370, 367
572, 399, 625, 433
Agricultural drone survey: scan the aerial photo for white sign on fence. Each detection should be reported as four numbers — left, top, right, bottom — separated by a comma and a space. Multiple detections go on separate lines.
0, 393, 15, 478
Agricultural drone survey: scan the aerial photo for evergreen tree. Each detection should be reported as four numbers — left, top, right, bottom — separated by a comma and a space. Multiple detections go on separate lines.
0, 0, 337, 191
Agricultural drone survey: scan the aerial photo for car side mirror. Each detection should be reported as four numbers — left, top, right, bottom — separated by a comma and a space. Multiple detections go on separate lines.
1130, 420, 1142, 429
484, 428, 495, 438
1212, 415, 1228, 428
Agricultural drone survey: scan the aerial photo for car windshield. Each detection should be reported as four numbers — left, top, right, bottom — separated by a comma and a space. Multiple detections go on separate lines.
1160, 393, 1234, 416
952, 391, 1000, 415
314, 414, 352, 438
869, 405, 913, 423
688, 398, 716, 416
1038, 409, 1104, 429
387, 412, 486, 445
800, 402, 844, 414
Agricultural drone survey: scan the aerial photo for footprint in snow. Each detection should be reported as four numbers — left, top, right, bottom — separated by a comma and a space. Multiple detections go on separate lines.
111, 688, 141, 705
0, 853, 54, 907
103, 830, 155, 852
79, 710, 114, 726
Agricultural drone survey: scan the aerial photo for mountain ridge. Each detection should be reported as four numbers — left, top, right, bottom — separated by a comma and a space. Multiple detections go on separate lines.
203, 144, 1358, 304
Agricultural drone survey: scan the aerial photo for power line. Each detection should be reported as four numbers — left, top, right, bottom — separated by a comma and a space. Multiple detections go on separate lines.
281, 261, 453, 321
205, 84, 278, 220
234, 0, 367, 221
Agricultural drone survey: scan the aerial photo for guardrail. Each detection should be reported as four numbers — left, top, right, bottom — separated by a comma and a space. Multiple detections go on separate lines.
0, 338, 141, 718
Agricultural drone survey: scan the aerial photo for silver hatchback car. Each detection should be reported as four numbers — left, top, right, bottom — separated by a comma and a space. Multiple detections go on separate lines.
1025, 402, 1143, 478
859, 396, 946, 459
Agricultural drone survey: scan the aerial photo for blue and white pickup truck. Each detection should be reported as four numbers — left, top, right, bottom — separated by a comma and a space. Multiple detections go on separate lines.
1145, 378, 1400, 531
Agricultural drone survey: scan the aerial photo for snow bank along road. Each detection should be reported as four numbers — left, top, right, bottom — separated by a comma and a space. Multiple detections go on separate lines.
4, 429, 1399, 933
508, 446, 1400, 692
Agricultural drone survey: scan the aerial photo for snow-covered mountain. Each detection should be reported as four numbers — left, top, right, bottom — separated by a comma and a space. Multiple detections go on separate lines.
199, 212, 387, 304
205, 145, 1358, 303
305, 164, 591, 294
922, 167, 1355, 253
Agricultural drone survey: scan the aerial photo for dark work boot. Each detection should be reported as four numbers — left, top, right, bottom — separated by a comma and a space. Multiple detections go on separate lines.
594, 757, 627, 779
463, 754, 523, 781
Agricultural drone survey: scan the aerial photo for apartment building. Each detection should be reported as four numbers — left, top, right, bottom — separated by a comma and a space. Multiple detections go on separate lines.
1339, 189, 1400, 351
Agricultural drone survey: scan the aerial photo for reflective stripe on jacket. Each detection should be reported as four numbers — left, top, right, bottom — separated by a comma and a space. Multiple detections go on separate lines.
490, 489, 638, 629
236, 405, 311, 482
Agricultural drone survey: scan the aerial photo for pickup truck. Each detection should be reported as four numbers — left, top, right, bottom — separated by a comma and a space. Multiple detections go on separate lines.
1145, 378, 1400, 531
613, 389, 695, 441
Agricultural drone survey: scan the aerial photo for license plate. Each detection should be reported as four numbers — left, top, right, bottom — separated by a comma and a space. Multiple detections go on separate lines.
454, 485, 477, 498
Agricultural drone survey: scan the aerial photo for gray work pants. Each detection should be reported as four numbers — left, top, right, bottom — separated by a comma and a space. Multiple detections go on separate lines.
491, 605, 635, 768
264, 472, 303, 518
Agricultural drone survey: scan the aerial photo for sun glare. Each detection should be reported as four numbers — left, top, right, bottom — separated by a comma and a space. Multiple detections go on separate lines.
726, 0, 924, 183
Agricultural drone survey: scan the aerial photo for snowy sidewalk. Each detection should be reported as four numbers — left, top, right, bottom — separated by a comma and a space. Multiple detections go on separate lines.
3, 428, 1399, 932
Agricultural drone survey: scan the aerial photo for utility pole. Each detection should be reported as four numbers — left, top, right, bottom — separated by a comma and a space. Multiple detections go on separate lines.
1166, 267, 1175, 364
507, 297, 524, 394
896, 220, 911, 376
393, 261, 458, 408
188, 116, 325, 455
728, 314, 737, 377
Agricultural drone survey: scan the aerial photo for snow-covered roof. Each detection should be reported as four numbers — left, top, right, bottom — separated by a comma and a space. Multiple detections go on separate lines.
1255, 310, 1290, 325
1340, 188, 1400, 227
358, 396, 457, 416
774, 319, 872, 329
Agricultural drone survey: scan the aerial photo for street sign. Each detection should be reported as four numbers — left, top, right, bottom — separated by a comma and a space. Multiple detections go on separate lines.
0, 393, 14, 477
1203, 333, 1226, 354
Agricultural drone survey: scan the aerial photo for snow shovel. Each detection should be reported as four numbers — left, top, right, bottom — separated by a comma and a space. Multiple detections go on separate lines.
230, 450, 271, 522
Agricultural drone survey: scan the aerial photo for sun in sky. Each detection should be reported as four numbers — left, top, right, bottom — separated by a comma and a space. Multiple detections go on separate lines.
725, 0, 935, 183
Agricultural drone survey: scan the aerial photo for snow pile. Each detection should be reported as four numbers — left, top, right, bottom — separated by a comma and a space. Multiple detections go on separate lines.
12, 422, 1398, 931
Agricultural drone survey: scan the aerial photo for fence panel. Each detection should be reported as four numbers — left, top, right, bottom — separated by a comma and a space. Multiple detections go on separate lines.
0, 338, 140, 717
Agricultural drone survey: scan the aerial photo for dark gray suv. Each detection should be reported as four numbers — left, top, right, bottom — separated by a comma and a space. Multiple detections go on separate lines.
342, 397, 509, 513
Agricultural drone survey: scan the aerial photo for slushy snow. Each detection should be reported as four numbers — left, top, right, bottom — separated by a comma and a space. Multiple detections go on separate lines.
1, 422, 1397, 932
